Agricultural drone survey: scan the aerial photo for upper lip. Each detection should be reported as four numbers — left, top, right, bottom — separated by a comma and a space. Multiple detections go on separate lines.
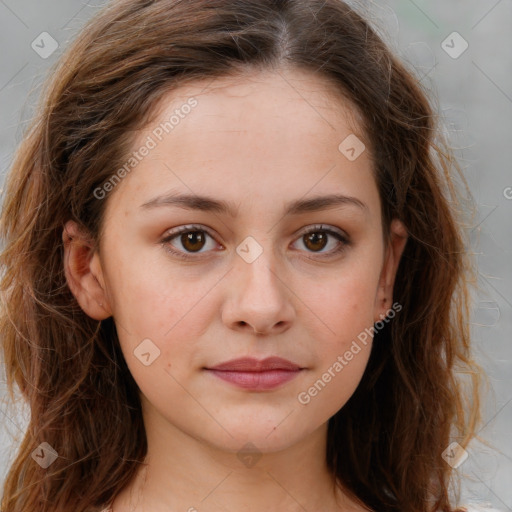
206, 357, 302, 372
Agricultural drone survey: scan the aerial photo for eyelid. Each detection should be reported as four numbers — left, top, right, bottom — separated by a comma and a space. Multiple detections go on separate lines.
162, 223, 216, 238
298, 224, 348, 239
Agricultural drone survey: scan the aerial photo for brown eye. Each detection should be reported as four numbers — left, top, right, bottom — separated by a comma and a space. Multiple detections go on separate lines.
161, 224, 219, 260
303, 231, 328, 252
180, 231, 206, 252
292, 225, 349, 257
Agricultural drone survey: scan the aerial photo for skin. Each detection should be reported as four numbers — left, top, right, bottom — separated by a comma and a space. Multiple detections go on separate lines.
63, 66, 408, 512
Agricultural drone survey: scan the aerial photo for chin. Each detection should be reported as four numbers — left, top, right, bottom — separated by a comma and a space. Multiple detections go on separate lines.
202, 416, 318, 455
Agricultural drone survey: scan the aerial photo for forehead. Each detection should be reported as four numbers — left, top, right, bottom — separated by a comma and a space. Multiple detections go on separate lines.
105, 67, 378, 221
147, 66, 365, 146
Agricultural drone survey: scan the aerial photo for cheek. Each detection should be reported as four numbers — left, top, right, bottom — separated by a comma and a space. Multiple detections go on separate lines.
308, 263, 380, 342
104, 245, 209, 334
295, 326, 372, 420
296, 279, 375, 416
294, 260, 379, 408
105, 252, 221, 379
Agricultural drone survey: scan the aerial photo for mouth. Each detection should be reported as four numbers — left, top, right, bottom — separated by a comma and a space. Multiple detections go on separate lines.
204, 356, 305, 391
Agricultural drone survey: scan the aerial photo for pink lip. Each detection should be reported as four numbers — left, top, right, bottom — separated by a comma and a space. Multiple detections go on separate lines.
205, 357, 304, 390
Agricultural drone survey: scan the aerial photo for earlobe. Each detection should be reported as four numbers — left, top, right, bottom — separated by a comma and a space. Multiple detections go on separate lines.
62, 220, 112, 320
374, 219, 408, 322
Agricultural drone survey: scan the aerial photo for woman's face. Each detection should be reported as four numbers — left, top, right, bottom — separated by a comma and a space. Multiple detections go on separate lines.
64, 67, 407, 456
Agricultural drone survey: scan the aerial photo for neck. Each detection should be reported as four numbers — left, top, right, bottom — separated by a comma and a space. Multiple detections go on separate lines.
111, 401, 355, 511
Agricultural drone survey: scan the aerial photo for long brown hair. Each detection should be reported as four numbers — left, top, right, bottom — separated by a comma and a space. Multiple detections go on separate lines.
0, 1, 483, 511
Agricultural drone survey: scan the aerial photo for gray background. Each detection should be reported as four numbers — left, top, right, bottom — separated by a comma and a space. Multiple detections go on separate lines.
0, 0, 510, 510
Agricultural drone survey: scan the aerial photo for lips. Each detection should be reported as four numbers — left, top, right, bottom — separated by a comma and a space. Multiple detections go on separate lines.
205, 357, 304, 390
206, 356, 302, 372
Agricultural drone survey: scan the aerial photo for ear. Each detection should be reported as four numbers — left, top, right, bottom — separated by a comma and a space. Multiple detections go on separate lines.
62, 220, 112, 320
373, 218, 408, 323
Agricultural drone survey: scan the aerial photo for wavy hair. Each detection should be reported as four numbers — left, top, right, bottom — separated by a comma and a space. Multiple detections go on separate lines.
0, 0, 483, 511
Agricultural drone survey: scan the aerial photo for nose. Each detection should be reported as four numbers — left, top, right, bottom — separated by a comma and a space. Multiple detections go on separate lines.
221, 247, 295, 336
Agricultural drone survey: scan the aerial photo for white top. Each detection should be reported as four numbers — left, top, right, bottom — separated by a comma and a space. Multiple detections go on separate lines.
461, 506, 503, 512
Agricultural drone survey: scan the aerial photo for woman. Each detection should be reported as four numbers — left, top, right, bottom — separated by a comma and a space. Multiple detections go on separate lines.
0, 0, 487, 511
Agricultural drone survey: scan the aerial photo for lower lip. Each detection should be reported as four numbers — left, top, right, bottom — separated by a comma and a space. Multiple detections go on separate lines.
206, 369, 302, 390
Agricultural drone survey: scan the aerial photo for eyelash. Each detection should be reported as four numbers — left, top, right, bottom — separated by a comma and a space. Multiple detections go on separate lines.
160, 224, 350, 261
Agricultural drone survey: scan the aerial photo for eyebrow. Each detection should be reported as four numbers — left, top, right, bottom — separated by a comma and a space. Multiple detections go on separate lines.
140, 191, 368, 216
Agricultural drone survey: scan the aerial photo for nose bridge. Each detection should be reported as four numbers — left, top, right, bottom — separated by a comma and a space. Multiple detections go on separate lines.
223, 232, 294, 333
235, 233, 284, 301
